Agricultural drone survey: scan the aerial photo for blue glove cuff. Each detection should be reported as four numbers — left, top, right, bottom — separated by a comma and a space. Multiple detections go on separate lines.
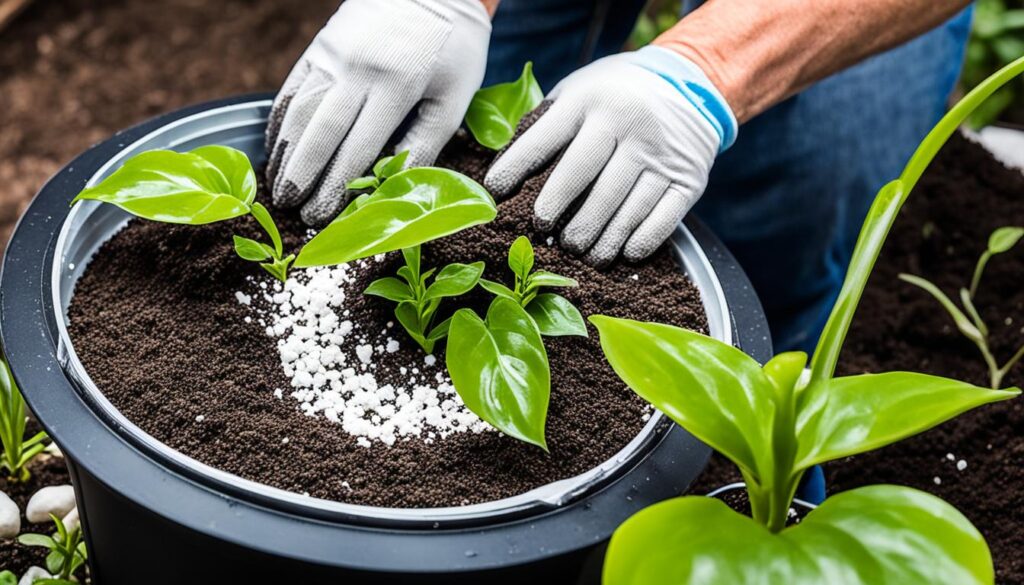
633, 45, 738, 153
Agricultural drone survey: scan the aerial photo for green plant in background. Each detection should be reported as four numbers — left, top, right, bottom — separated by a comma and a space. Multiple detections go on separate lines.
18, 514, 87, 583
595, 55, 1024, 585
900, 226, 1024, 389
626, 0, 681, 49
346, 150, 409, 192
365, 246, 484, 354
963, 0, 1024, 127
0, 359, 48, 483
447, 297, 550, 450
295, 166, 497, 267
480, 236, 587, 337
465, 62, 543, 150
73, 146, 295, 282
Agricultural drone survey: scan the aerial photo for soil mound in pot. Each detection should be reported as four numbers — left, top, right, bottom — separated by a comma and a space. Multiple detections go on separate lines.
693, 133, 1024, 583
66, 109, 709, 508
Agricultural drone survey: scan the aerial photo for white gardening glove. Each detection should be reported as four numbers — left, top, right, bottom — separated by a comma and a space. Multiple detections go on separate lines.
267, 0, 491, 226
485, 45, 738, 266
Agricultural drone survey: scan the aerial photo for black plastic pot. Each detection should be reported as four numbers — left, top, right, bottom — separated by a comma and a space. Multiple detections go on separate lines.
0, 94, 771, 584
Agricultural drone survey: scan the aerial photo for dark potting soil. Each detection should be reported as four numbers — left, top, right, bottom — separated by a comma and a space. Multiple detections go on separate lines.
693, 133, 1024, 583
66, 108, 709, 508
0, 421, 72, 574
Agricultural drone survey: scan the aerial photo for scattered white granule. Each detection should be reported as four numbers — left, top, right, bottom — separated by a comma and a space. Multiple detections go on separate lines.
933, 476, 942, 485
630, 274, 639, 281
237, 262, 490, 447
946, 453, 955, 461
195, 415, 205, 422
546, 237, 554, 246
244, 316, 252, 324
957, 459, 967, 471
342, 481, 351, 491
68, 262, 76, 270
235, 291, 252, 305
282, 437, 289, 444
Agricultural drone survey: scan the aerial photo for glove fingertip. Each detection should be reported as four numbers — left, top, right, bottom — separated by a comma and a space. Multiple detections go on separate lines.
300, 189, 345, 228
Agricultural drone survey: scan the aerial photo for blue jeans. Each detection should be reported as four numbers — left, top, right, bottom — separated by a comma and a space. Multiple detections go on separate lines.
486, 0, 973, 354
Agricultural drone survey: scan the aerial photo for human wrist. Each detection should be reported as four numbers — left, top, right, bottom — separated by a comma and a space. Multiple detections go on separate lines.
651, 35, 752, 124
633, 45, 738, 152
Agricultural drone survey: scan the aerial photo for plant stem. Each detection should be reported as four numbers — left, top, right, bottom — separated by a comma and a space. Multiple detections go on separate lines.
996, 344, 1024, 389
969, 251, 991, 299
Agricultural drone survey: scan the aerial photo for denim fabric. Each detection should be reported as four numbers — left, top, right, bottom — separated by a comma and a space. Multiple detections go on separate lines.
486, 0, 973, 353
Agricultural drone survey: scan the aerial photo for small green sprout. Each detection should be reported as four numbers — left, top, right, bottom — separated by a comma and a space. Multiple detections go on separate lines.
465, 62, 543, 150
365, 246, 484, 354
346, 150, 409, 192
18, 514, 87, 582
900, 225, 1024, 389
73, 146, 294, 282
480, 236, 587, 337
0, 358, 48, 483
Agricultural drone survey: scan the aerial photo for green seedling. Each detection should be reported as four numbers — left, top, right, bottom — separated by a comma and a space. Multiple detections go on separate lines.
73, 146, 294, 282
295, 162, 497, 268
0, 359, 48, 483
447, 297, 550, 450
365, 246, 484, 354
900, 225, 1024, 389
595, 55, 1024, 585
480, 236, 587, 337
18, 514, 88, 582
465, 62, 543, 150
964, 0, 1024, 127
346, 150, 409, 192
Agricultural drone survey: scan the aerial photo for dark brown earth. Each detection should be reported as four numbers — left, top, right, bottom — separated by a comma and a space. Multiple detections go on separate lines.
66, 108, 709, 508
695, 134, 1024, 583
0, 421, 72, 576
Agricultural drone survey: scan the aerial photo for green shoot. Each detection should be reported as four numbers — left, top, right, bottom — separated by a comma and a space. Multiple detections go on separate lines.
73, 146, 295, 282
18, 514, 88, 582
479, 236, 586, 337
346, 150, 409, 192
364, 246, 484, 354
465, 62, 543, 150
900, 226, 1024, 389
0, 358, 48, 483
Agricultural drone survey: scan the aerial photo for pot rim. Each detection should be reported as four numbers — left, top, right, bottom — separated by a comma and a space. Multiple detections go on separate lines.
47, 99, 735, 528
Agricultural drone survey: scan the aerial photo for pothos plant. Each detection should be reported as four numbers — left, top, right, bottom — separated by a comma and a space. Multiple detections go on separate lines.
594, 55, 1024, 585
0, 358, 48, 483
73, 145, 295, 282
900, 225, 1024, 389
465, 62, 543, 150
18, 514, 87, 584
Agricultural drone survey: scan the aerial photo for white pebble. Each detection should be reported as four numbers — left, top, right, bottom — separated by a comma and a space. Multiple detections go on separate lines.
933, 476, 942, 485
0, 490, 19, 538
195, 415, 205, 423
957, 460, 967, 471
26, 485, 76, 524
19, 567, 52, 585
62, 507, 79, 532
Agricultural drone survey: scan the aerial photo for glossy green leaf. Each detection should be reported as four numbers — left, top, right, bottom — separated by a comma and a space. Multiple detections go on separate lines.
17, 533, 54, 548
604, 486, 994, 585
465, 61, 543, 150
527, 293, 587, 337
988, 226, 1023, 254
46, 549, 63, 574
395, 302, 431, 353
424, 262, 484, 300
233, 236, 272, 262
479, 278, 517, 300
295, 168, 497, 267
73, 146, 256, 224
402, 246, 421, 280
427, 316, 452, 342
346, 175, 378, 191
364, 277, 413, 303
250, 202, 283, 258
589, 316, 774, 480
447, 298, 550, 449
527, 270, 578, 290
795, 372, 1019, 470
508, 235, 534, 281
374, 150, 409, 179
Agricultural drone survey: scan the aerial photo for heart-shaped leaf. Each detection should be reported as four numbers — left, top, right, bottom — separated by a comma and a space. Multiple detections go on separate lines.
73, 146, 256, 224
447, 297, 550, 449
589, 315, 774, 480
425, 262, 485, 300
465, 61, 543, 150
604, 486, 994, 585
295, 168, 496, 267
795, 372, 1019, 470
527, 293, 587, 337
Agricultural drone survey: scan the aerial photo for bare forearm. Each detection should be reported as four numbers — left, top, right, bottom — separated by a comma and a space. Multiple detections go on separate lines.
655, 0, 972, 122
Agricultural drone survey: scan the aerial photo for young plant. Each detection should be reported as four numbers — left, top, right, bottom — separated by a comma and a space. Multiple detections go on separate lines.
295, 165, 497, 268
480, 236, 587, 337
900, 225, 1024, 389
0, 359, 48, 483
73, 145, 295, 282
464, 62, 543, 150
963, 0, 1024, 127
365, 246, 484, 354
18, 514, 87, 583
346, 150, 409, 192
595, 55, 1024, 585
447, 297, 550, 450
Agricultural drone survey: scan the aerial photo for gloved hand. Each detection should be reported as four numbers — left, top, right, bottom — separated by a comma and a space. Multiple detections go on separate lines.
485, 45, 738, 266
266, 0, 491, 226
